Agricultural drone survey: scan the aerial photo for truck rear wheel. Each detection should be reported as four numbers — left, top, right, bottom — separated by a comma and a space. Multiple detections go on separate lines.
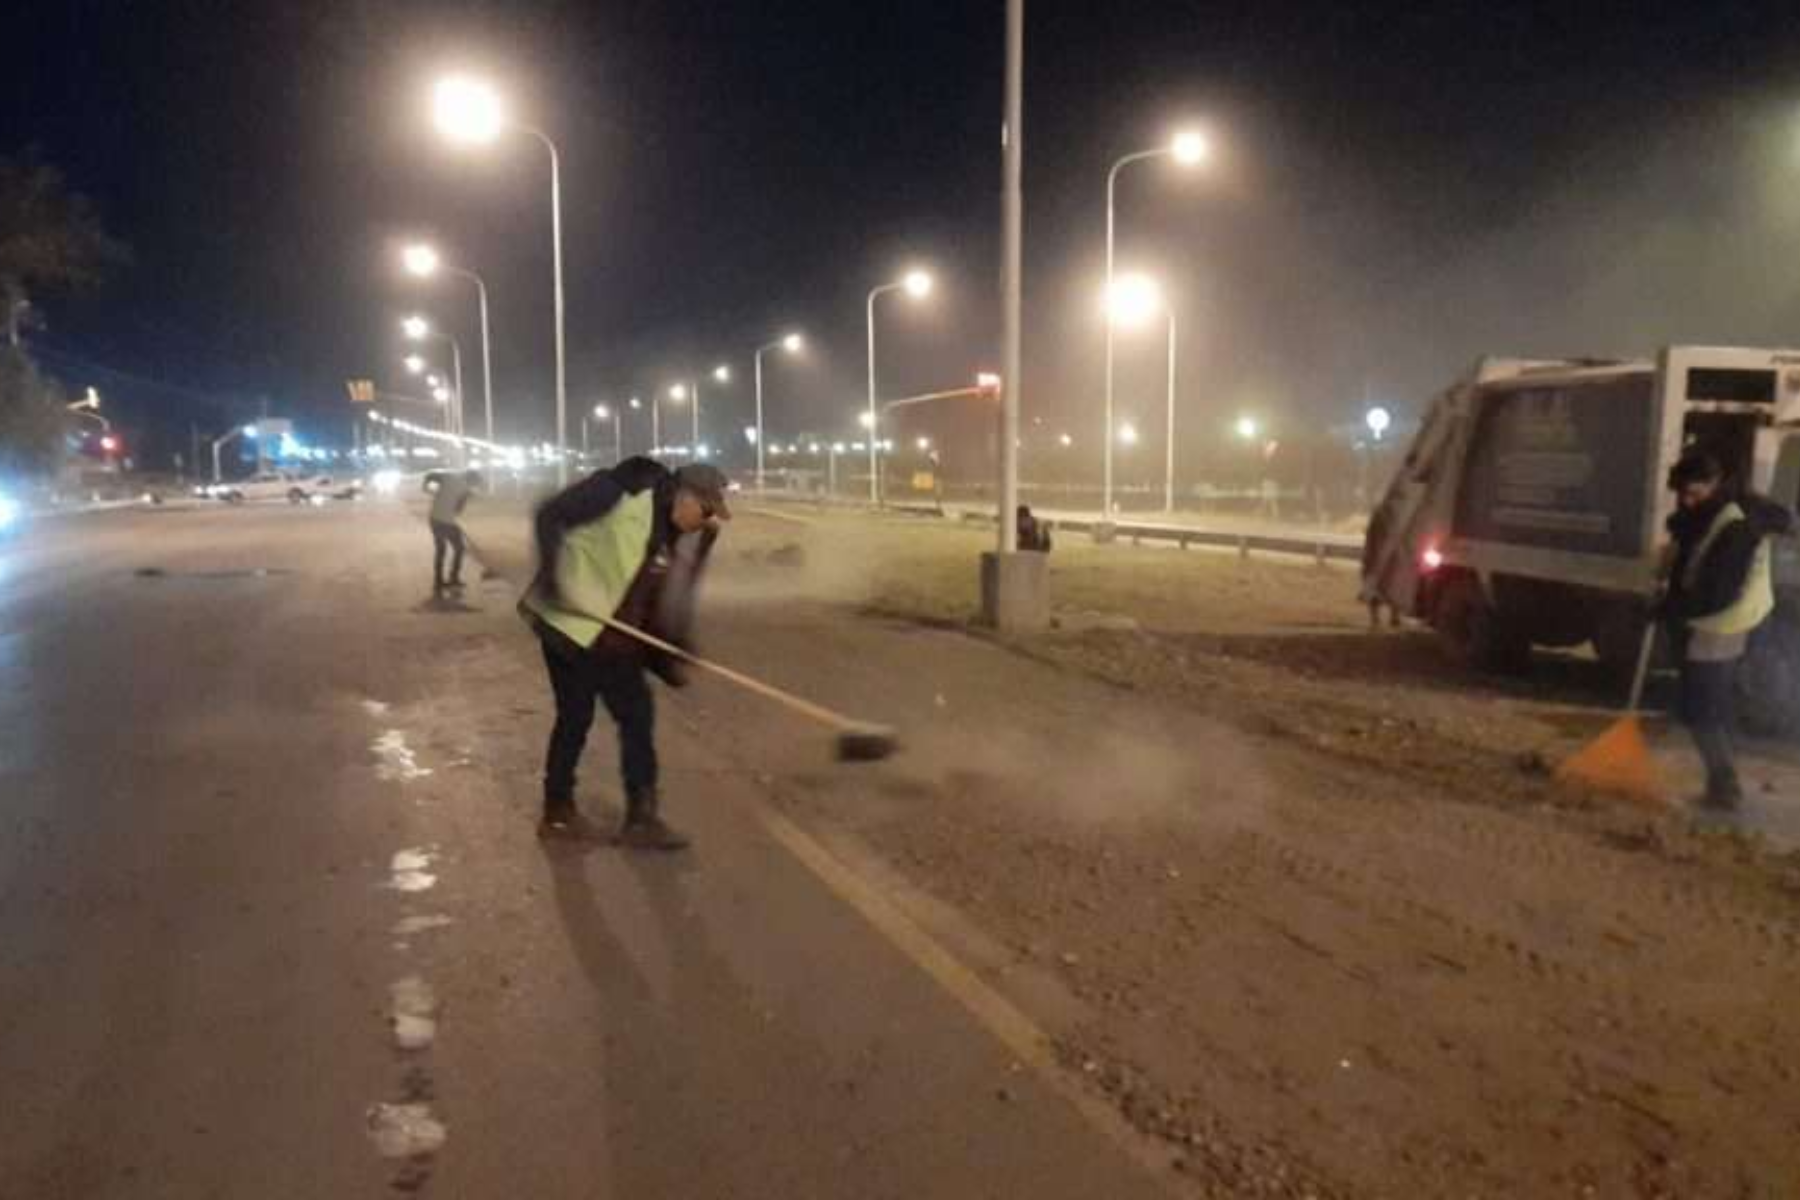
1434, 573, 1531, 675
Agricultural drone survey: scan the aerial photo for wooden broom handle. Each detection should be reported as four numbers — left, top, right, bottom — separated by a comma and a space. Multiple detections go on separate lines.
600, 615, 864, 733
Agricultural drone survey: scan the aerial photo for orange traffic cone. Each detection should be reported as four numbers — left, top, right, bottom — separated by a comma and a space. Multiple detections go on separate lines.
1556, 622, 1667, 806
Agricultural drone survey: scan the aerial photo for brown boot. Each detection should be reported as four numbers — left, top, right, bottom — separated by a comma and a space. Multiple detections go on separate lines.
617, 789, 691, 851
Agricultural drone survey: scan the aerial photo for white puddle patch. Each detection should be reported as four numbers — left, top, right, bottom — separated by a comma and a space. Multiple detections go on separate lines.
372, 730, 433, 782
387, 847, 437, 893
361, 699, 392, 718
390, 976, 439, 1051
366, 1102, 447, 1158
393, 914, 454, 937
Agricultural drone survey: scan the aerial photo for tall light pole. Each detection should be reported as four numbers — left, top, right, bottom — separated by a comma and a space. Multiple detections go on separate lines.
1102, 128, 1210, 517
403, 316, 463, 445
432, 75, 569, 483
403, 243, 495, 444
867, 270, 933, 504
666, 384, 687, 454
1164, 304, 1180, 514
597, 403, 621, 464
211, 425, 259, 483
753, 332, 803, 491
1104, 272, 1171, 516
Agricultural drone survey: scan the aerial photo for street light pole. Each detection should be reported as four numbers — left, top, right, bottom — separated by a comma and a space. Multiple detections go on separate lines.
510, 126, 570, 485
450, 266, 494, 444
865, 275, 931, 505
751, 334, 802, 492
1102, 130, 1209, 518
1164, 305, 1178, 515
865, 286, 891, 506
1001, 0, 1023, 552
754, 349, 767, 489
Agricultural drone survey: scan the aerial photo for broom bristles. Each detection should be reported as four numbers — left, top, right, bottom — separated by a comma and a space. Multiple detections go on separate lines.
1555, 714, 1665, 805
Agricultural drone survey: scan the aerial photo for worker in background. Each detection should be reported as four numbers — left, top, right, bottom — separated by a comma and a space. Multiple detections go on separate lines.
1659, 450, 1792, 810
519, 458, 730, 848
1016, 505, 1052, 553
426, 469, 480, 596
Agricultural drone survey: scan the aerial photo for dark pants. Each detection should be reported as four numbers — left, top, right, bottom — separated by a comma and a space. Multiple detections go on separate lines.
1678, 656, 1740, 798
541, 640, 657, 814
431, 520, 465, 590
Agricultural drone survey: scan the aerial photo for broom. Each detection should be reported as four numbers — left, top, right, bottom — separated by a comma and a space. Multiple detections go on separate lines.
601, 615, 900, 763
1555, 616, 1665, 804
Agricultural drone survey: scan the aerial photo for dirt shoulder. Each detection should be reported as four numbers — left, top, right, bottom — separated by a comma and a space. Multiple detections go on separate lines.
729, 504, 1800, 1197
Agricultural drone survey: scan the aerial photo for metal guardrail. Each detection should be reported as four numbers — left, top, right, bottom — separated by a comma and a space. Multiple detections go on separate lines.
880, 500, 1365, 564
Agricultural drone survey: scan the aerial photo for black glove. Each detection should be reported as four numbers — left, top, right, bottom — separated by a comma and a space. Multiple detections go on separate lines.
647, 652, 689, 689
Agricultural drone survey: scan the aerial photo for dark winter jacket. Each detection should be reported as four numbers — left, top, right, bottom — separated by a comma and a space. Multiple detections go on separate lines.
1663, 491, 1792, 626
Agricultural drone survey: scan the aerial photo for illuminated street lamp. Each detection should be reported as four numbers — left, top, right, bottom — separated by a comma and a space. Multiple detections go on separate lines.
1105, 274, 1182, 513
867, 268, 934, 504
404, 354, 427, 375
595, 403, 621, 463
403, 241, 496, 443
1366, 406, 1392, 440
210, 424, 260, 483
752, 331, 804, 491
1102, 127, 1212, 516
431, 73, 569, 482
1235, 415, 1261, 441
403, 315, 463, 441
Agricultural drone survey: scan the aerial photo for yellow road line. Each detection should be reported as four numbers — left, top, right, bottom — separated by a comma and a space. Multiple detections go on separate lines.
756, 806, 1178, 1192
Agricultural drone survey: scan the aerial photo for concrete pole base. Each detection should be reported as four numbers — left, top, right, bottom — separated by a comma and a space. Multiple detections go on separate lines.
979, 550, 1051, 632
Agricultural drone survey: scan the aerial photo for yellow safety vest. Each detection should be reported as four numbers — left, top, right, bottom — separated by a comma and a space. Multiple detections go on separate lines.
518, 490, 656, 648
1687, 502, 1775, 636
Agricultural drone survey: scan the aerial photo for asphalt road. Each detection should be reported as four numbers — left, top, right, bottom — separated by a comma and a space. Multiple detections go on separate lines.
0, 502, 1172, 1199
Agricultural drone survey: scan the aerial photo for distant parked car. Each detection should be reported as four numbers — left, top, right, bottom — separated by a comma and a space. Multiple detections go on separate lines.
204, 471, 354, 505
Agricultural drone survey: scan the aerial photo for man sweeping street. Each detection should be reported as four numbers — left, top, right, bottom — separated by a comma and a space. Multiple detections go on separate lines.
426, 468, 480, 596
1660, 449, 1792, 810
519, 457, 730, 848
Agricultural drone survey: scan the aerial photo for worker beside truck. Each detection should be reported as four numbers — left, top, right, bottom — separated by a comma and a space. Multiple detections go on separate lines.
1364, 345, 1800, 805
1659, 450, 1792, 809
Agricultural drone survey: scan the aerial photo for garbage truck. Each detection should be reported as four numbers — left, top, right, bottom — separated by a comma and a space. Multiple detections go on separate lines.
1363, 345, 1800, 732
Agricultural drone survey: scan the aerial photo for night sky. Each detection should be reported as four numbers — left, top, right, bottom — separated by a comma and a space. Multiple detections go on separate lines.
7, 0, 1800, 479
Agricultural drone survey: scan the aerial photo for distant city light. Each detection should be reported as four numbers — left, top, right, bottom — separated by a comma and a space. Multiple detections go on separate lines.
1118, 422, 1140, 447
402, 315, 430, 339
915, 436, 932, 451
712, 365, 731, 384
1235, 416, 1260, 441
404, 354, 426, 374
858, 411, 876, 430
1058, 432, 1074, 447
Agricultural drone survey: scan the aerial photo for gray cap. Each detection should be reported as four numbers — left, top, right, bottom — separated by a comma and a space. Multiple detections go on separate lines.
673, 463, 732, 519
